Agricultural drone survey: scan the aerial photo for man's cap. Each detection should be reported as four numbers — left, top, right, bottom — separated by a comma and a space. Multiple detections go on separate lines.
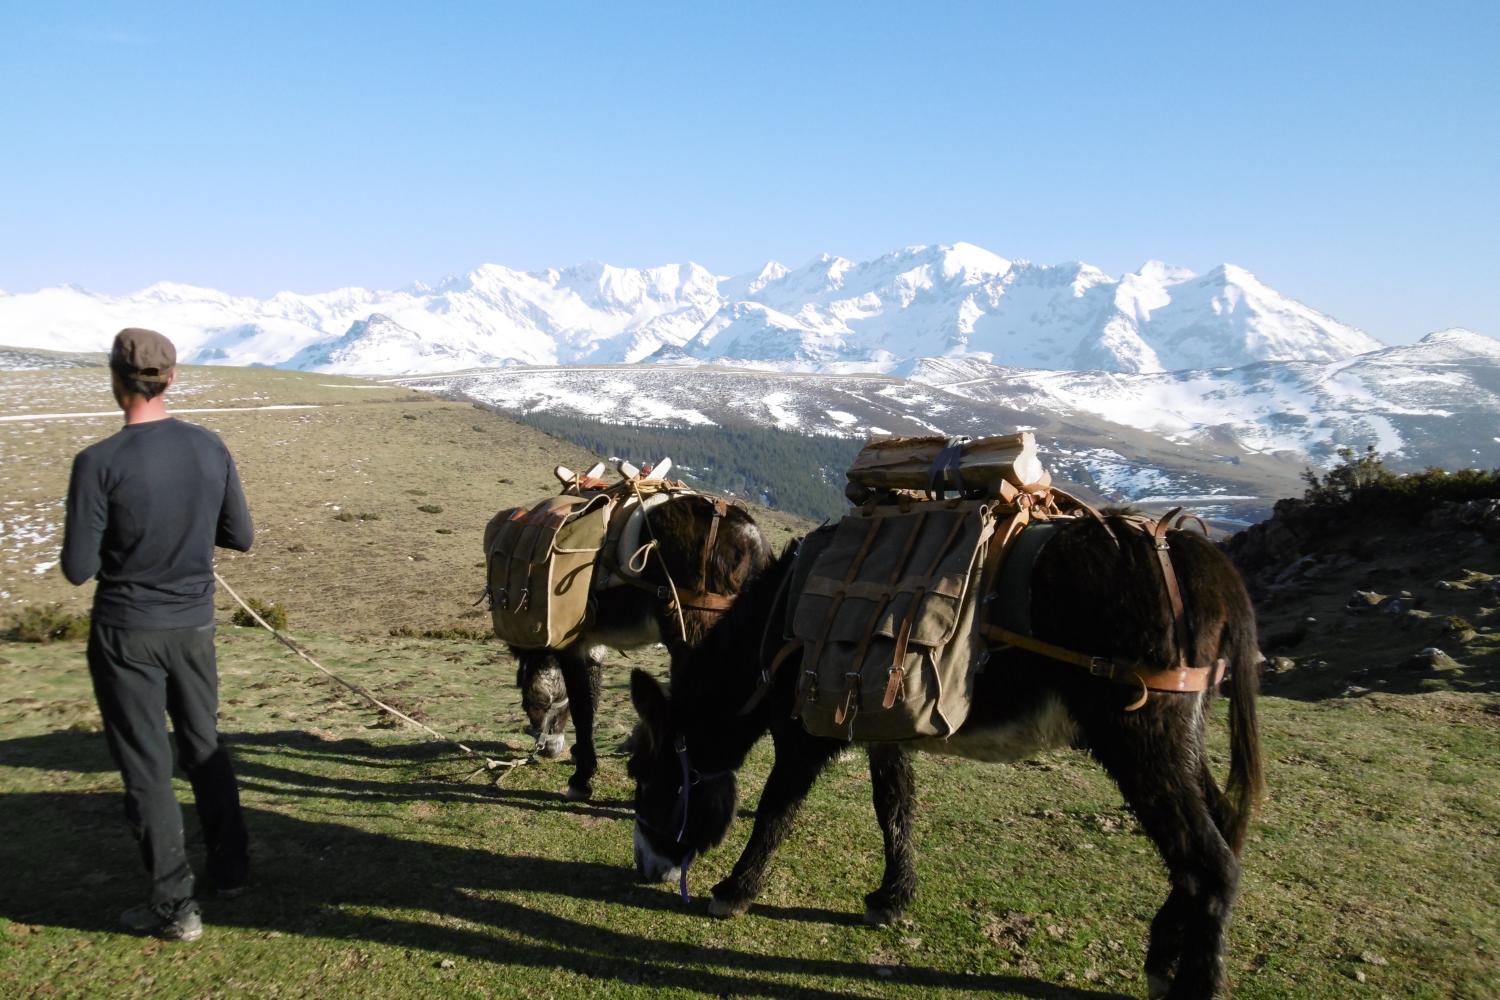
110, 328, 176, 383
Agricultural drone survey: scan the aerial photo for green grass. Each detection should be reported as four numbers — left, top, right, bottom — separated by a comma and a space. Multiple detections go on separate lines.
3, 359, 1496, 998
1, 630, 1496, 999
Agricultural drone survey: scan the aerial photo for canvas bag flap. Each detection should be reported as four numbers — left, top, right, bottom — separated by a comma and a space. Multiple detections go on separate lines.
790, 500, 995, 740
484, 493, 612, 648
791, 502, 987, 648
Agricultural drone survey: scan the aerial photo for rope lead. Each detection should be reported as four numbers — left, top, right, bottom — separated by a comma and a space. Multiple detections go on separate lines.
214, 570, 534, 782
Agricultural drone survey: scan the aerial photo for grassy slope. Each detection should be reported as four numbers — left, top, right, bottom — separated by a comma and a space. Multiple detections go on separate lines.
0, 364, 809, 634
2, 364, 1497, 999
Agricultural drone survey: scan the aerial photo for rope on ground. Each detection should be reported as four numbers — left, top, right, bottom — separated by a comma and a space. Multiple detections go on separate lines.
213, 570, 536, 784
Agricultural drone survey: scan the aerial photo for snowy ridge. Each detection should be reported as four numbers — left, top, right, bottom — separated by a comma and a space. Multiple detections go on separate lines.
909, 329, 1500, 466
0, 242, 1388, 376
390, 326, 1500, 519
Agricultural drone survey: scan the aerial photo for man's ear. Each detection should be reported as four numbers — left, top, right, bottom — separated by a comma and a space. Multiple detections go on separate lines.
166, 368, 177, 388
630, 668, 670, 736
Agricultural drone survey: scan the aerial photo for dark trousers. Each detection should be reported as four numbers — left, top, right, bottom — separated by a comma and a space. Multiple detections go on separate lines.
87, 622, 249, 908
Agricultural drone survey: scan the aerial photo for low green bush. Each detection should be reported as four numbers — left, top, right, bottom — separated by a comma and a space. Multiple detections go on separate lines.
387, 625, 492, 641
230, 598, 289, 631
1301, 446, 1500, 513
6, 604, 90, 643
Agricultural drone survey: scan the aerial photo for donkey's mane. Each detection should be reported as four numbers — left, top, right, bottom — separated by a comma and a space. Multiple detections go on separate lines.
670, 539, 798, 716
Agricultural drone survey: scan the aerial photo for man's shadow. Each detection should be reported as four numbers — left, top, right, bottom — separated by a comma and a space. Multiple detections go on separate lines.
0, 730, 1132, 1000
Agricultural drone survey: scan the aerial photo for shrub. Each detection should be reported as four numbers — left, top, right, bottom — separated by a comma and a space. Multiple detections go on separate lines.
357, 512, 380, 521
333, 511, 356, 522
230, 597, 289, 631
435, 527, 453, 534
417, 504, 444, 514
387, 625, 492, 641
6, 604, 90, 643
1301, 446, 1500, 513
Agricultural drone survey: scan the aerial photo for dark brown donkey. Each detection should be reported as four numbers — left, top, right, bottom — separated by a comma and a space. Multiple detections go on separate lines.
627, 512, 1263, 999
515, 494, 770, 799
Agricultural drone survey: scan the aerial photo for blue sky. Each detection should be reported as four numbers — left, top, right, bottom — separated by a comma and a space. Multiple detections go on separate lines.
1, 1, 1494, 343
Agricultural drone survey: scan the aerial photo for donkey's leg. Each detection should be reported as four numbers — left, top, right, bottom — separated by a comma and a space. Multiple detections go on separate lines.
556, 643, 604, 801
1083, 702, 1239, 1000
863, 742, 917, 926
514, 649, 570, 758
709, 725, 841, 918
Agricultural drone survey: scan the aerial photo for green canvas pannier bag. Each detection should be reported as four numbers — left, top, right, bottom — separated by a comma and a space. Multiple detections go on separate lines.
483, 493, 613, 649
791, 498, 996, 741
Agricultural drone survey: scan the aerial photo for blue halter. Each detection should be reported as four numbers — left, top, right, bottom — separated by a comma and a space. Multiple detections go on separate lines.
638, 734, 732, 903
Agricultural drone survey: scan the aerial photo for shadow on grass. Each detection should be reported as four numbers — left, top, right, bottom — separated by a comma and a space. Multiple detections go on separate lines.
0, 789, 1131, 1000
0, 730, 1131, 999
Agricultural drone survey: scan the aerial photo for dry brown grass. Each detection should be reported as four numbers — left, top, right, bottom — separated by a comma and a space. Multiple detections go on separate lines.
0, 363, 812, 636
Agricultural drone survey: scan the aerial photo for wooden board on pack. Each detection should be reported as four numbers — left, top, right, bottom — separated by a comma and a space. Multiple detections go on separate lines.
483, 493, 613, 649
791, 499, 996, 741
847, 433, 1046, 493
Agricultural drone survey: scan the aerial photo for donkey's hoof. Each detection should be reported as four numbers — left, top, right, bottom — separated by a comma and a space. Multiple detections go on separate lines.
536, 735, 568, 759
563, 781, 593, 802
1146, 972, 1172, 999
708, 894, 751, 919
863, 904, 904, 927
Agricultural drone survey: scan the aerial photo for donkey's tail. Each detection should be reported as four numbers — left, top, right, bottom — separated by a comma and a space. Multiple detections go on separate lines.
1219, 605, 1265, 857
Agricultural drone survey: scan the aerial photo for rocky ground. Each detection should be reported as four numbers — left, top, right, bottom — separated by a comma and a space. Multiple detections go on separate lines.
1229, 495, 1500, 701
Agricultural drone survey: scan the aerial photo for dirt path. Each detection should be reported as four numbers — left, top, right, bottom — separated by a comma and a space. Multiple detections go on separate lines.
0, 404, 323, 422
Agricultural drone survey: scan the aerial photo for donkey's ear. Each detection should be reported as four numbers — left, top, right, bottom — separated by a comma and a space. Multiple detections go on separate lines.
630, 668, 669, 733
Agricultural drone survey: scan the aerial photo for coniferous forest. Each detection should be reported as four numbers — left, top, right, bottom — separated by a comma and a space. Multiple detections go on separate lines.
513, 411, 864, 522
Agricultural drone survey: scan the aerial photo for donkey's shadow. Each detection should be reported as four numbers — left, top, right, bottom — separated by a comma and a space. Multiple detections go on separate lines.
0, 730, 1130, 999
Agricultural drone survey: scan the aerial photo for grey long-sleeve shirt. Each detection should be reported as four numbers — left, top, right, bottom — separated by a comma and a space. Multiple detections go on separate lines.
62, 417, 253, 629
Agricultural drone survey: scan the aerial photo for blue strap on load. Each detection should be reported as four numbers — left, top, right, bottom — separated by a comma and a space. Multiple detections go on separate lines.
926, 435, 971, 498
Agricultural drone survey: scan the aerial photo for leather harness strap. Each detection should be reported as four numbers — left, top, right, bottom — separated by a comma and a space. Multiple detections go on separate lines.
981, 623, 1227, 696
674, 590, 738, 613
978, 507, 1227, 705
836, 510, 927, 725
878, 508, 975, 712
796, 514, 884, 719
1150, 507, 1192, 671
698, 498, 728, 592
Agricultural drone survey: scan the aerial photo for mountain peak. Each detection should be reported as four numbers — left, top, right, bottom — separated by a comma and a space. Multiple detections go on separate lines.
0, 243, 1405, 376
1208, 262, 1262, 286
1136, 260, 1196, 284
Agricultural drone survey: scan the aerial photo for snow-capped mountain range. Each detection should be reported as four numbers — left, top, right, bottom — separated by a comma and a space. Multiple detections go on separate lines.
0, 243, 1387, 376
6, 242, 1494, 520
390, 325, 1500, 523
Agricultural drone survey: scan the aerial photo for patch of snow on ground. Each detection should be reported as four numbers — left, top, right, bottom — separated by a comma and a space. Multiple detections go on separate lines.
825, 410, 857, 428
1075, 448, 1178, 500
622, 395, 715, 426
761, 392, 801, 430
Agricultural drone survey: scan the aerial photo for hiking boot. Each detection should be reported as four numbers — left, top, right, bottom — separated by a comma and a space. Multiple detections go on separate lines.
209, 856, 249, 899
120, 902, 203, 942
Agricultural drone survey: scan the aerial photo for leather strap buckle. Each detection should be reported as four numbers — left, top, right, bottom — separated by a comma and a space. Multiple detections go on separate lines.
1087, 656, 1116, 678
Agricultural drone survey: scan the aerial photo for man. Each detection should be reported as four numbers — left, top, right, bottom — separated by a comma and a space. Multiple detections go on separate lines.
61, 328, 253, 942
